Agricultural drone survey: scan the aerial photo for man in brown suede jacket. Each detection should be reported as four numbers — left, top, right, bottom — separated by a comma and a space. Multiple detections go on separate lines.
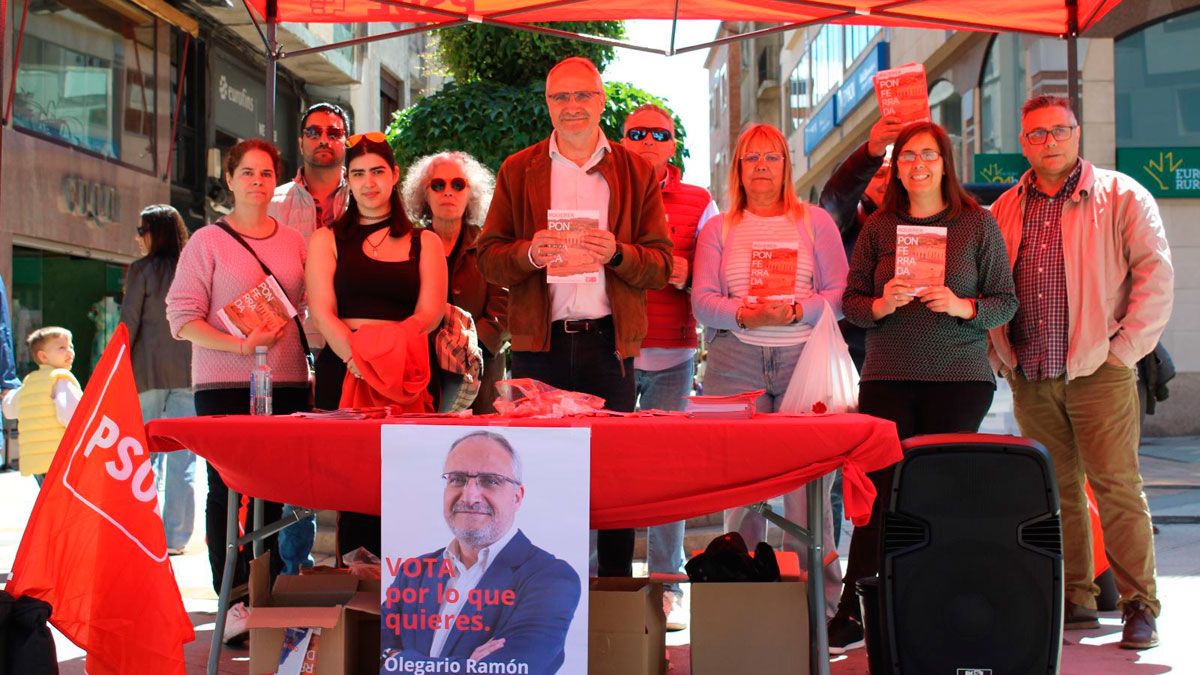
477, 55, 672, 578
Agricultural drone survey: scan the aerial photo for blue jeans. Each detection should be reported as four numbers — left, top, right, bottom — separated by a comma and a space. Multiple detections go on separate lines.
279, 504, 315, 574
140, 388, 197, 550
636, 357, 695, 590
702, 331, 843, 614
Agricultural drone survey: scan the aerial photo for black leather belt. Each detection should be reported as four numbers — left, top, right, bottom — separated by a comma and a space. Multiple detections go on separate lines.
553, 316, 613, 334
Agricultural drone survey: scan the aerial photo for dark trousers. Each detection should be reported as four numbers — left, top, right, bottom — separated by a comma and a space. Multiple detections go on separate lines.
196, 386, 310, 595
315, 345, 382, 562
511, 316, 636, 577
835, 379, 995, 617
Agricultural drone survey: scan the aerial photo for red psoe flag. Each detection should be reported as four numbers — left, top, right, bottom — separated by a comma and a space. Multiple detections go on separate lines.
7, 323, 194, 674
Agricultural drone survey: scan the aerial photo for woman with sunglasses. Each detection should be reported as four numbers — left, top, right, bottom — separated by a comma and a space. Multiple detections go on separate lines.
306, 131, 448, 560
692, 123, 849, 612
166, 138, 308, 610
122, 205, 195, 556
828, 122, 1018, 653
401, 151, 509, 413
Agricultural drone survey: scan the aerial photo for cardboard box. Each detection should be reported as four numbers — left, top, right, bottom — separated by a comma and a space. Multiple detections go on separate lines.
247, 554, 381, 675
589, 578, 667, 675
690, 581, 809, 675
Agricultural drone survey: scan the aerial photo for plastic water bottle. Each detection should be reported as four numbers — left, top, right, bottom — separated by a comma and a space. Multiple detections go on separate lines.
250, 346, 272, 416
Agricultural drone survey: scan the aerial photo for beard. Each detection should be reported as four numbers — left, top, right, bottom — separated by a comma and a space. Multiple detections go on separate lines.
447, 502, 503, 549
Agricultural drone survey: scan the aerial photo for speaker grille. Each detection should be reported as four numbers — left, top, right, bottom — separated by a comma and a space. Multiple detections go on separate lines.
883, 511, 928, 555
1020, 514, 1063, 557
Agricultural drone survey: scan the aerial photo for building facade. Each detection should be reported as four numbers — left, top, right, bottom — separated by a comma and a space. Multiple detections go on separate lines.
0, 0, 441, 396
709, 1, 1200, 434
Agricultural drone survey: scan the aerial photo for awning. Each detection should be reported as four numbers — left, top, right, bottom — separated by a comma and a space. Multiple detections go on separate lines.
246, 0, 1123, 51
130, 0, 200, 36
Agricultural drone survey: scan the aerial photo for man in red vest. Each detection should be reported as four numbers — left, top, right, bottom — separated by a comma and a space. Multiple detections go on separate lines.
620, 104, 718, 627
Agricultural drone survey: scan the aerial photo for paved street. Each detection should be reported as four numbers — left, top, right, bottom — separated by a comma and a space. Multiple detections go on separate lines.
2, 432, 1198, 673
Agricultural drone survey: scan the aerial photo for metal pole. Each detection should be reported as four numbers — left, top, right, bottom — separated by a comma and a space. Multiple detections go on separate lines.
1066, 0, 1081, 120
808, 478, 830, 675
208, 489, 242, 675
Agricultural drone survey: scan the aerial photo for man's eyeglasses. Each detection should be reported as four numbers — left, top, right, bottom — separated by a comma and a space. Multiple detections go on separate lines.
302, 125, 346, 141
546, 90, 602, 105
442, 472, 522, 490
626, 127, 672, 143
429, 177, 468, 193
1023, 125, 1077, 145
346, 131, 387, 148
741, 152, 783, 164
896, 149, 941, 163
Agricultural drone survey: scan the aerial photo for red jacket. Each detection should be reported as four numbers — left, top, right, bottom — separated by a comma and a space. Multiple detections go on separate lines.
642, 165, 713, 349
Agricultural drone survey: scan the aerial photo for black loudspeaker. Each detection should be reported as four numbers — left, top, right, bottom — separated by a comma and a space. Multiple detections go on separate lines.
880, 434, 1063, 675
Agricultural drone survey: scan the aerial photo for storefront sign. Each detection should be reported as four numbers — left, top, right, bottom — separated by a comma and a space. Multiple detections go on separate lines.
1116, 147, 1200, 198
213, 53, 267, 141
60, 176, 120, 227
804, 96, 838, 156
973, 153, 1029, 185
835, 42, 890, 125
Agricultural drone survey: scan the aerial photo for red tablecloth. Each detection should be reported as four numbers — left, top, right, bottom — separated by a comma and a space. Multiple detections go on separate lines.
146, 413, 902, 529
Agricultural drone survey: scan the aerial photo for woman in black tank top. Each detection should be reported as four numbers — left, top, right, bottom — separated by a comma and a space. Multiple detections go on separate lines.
304, 132, 448, 561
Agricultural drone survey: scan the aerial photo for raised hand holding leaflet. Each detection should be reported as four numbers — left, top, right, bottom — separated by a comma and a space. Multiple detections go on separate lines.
873, 62, 931, 125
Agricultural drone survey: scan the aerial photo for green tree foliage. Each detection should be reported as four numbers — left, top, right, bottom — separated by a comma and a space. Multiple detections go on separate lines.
433, 23, 626, 86
388, 80, 689, 175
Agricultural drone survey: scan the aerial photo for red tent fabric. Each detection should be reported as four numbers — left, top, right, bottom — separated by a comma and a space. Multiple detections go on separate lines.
252, 0, 1122, 36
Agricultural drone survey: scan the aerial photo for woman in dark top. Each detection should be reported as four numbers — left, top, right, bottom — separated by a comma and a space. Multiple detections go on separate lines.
827, 122, 1018, 651
121, 204, 195, 555
306, 131, 447, 561
402, 151, 509, 413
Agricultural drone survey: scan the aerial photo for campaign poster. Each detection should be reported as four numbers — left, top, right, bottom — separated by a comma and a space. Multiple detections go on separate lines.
380, 425, 590, 675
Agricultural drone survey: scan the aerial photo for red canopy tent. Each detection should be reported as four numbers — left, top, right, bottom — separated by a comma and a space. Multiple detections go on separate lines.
229, 0, 1122, 156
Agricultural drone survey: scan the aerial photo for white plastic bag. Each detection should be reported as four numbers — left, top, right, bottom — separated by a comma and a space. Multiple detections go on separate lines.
780, 300, 859, 414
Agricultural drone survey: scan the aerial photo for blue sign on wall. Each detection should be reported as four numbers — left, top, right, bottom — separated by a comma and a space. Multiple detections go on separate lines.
804, 96, 838, 155
835, 42, 890, 125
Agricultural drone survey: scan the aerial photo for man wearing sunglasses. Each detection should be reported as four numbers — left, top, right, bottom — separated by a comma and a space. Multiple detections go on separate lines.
989, 95, 1173, 650
477, 56, 672, 581
619, 103, 716, 626
381, 431, 580, 672
266, 101, 352, 576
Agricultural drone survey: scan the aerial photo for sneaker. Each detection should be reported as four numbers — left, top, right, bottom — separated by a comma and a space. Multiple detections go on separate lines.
166, 546, 186, 556
1119, 601, 1159, 650
663, 591, 687, 632
827, 613, 865, 655
222, 601, 250, 646
1064, 601, 1100, 630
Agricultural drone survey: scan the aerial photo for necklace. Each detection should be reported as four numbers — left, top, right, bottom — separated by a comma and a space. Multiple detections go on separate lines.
365, 227, 390, 256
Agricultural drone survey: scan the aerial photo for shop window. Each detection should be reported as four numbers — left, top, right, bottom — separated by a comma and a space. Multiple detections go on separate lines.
929, 79, 963, 177
786, 56, 810, 134
844, 25, 880, 69
811, 26, 843, 104
381, 70, 401, 129
11, 0, 156, 171
979, 34, 1026, 154
1115, 9, 1200, 148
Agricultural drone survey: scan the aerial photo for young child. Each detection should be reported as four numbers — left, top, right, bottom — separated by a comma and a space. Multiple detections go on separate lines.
1, 327, 82, 486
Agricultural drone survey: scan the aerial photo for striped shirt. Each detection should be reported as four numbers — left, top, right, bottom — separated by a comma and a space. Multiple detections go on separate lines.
723, 213, 815, 346
1010, 162, 1079, 380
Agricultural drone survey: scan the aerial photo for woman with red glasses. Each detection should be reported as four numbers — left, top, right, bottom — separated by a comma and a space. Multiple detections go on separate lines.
306, 131, 448, 560
401, 151, 509, 414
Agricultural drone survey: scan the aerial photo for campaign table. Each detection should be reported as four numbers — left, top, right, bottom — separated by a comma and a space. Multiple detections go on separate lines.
147, 412, 902, 675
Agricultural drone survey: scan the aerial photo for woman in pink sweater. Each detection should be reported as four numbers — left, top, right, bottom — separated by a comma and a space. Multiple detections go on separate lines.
166, 138, 309, 609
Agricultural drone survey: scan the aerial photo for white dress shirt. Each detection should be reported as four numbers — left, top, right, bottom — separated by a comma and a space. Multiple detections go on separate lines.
429, 526, 520, 658
546, 131, 613, 322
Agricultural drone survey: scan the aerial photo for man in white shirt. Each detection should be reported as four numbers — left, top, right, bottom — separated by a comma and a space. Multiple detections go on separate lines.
477, 57, 672, 577
380, 431, 580, 674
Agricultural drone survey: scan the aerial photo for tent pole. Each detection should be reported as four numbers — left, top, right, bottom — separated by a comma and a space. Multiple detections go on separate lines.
1066, 0, 1081, 120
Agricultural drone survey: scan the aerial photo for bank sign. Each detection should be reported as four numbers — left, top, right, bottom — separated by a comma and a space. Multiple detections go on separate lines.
1116, 148, 1200, 198
973, 153, 1029, 185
